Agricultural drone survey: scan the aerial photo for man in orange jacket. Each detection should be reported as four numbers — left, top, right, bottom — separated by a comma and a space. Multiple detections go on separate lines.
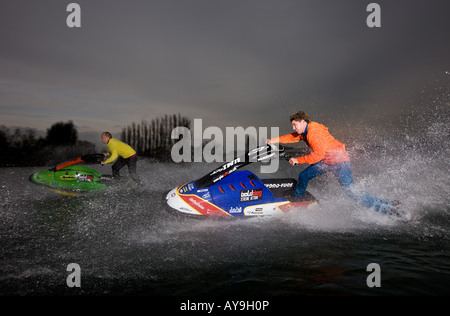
268, 111, 395, 214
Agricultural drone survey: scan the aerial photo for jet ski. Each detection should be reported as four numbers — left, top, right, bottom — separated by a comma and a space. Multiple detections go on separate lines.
29, 154, 113, 192
166, 144, 318, 217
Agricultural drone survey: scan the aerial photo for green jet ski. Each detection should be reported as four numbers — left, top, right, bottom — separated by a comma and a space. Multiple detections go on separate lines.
29, 154, 112, 193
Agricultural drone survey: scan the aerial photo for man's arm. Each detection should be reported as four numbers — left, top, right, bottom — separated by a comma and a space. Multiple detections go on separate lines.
103, 150, 118, 164
295, 130, 326, 165
267, 132, 303, 144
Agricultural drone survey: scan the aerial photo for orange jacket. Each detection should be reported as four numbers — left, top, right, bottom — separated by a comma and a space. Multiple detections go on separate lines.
272, 121, 349, 165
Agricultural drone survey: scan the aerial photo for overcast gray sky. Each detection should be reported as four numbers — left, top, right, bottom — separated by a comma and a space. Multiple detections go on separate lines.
1, 0, 449, 141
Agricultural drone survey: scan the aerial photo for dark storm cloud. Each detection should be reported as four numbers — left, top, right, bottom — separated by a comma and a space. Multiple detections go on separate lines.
1, 0, 449, 135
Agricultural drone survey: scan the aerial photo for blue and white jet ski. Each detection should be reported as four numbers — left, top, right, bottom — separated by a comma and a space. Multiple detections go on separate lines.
166, 144, 318, 217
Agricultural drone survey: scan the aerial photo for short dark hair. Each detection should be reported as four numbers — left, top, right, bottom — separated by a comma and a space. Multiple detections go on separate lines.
290, 111, 311, 123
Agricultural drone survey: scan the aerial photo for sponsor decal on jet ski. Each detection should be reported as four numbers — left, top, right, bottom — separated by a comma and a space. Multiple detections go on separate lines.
176, 187, 232, 216
239, 188, 263, 202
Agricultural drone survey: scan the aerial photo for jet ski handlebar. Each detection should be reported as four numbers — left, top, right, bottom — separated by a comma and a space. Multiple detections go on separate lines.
279, 151, 298, 166
195, 143, 286, 189
50, 153, 105, 171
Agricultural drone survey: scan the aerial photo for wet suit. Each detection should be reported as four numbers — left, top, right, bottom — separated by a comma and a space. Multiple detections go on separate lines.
271, 122, 392, 213
104, 138, 140, 184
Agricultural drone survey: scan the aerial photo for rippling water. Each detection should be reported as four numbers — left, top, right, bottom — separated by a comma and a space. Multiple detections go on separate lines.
1, 153, 449, 296
1, 107, 450, 297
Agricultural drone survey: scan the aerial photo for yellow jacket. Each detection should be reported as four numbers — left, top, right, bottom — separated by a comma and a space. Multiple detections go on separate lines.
104, 138, 136, 164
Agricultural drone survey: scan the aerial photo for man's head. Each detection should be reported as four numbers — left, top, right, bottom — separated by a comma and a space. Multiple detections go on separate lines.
101, 132, 112, 144
290, 111, 311, 123
290, 111, 310, 135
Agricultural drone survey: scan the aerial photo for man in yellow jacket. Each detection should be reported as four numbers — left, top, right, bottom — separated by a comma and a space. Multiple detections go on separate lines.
101, 132, 140, 184
268, 111, 397, 215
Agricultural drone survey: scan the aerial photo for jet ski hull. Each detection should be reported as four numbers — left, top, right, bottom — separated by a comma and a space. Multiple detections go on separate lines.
30, 165, 108, 192
166, 170, 318, 217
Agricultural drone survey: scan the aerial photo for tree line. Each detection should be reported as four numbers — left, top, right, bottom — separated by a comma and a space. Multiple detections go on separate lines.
0, 121, 95, 167
120, 114, 191, 161
0, 114, 192, 167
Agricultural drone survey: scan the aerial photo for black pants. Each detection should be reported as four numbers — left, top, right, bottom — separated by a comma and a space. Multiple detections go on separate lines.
112, 156, 140, 183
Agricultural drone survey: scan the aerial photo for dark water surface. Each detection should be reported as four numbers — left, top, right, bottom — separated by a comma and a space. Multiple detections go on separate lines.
1, 155, 449, 296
